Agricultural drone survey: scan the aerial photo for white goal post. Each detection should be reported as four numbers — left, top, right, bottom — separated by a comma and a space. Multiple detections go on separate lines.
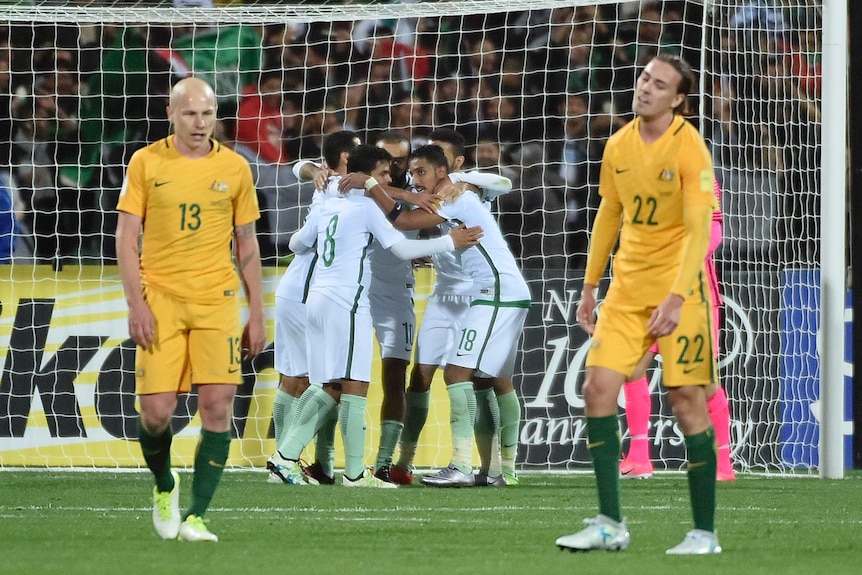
0, 1, 843, 476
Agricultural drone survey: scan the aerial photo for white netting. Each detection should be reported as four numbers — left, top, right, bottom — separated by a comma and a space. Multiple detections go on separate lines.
0, 1, 830, 473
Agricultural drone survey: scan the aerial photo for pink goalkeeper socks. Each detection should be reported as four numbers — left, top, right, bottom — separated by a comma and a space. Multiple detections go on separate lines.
707, 386, 734, 473
623, 377, 652, 462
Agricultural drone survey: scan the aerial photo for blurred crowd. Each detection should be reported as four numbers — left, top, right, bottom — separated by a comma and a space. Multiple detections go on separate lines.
0, 1, 823, 269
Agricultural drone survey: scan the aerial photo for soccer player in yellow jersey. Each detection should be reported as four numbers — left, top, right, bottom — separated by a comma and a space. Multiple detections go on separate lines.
116, 77, 265, 543
555, 54, 722, 555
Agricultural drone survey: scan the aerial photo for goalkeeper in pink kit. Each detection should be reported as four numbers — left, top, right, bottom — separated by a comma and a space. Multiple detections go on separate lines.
619, 178, 734, 482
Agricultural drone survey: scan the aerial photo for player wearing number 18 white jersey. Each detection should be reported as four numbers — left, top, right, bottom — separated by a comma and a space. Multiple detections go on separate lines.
388, 130, 517, 486
363, 144, 530, 487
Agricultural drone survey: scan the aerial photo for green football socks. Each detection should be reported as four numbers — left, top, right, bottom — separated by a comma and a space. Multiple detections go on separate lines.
278, 385, 335, 460
186, 428, 231, 519
375, 420, 404, 470
497, 390, 521, 478
396, 390, 430, 470
272, 388, 294, 445
138, 418, 174, 493
686, 427, 718, 532
447, 382, 477, 474
474, 388, 500, 475
339, 394, 368, 480
587, 415, 622, 523
314, 405, 339, 478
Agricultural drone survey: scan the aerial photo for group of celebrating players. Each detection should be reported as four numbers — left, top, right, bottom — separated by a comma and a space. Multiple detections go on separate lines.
119, 53, 730, 554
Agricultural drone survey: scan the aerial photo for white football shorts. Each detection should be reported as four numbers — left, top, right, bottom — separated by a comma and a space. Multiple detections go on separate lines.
305, 291, 373, 384
414, 293, 472, 367
274, 295, 308, 377
445, 304, 527, 379
370, 288, 416, 361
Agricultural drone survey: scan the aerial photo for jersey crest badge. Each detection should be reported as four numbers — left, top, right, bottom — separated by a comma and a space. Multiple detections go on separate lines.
210, 180, 229, 193
658, 169, 674, 181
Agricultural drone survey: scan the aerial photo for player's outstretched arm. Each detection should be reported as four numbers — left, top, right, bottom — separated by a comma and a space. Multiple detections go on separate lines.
450, 171, 513, 201
385, 185, 439, 214
353, 174, 444, 231
388, 224, 482, 261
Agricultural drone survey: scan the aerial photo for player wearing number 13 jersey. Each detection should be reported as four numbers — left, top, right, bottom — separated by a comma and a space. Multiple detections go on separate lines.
116, 77, 264, 543
118, 136, 259, 305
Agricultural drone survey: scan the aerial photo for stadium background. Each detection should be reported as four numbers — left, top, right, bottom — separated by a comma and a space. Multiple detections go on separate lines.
0, 1, 851, 474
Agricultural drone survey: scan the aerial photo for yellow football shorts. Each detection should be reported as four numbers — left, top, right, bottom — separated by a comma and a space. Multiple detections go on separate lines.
586, 299, 717, 387
135, 286, 243, 395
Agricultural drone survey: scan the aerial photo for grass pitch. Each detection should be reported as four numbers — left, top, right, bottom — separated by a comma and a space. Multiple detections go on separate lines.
2, 470, 860, 575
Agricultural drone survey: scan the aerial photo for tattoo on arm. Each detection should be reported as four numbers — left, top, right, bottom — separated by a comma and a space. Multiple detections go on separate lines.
234, 222, 258, 271
234, 222, 255, 239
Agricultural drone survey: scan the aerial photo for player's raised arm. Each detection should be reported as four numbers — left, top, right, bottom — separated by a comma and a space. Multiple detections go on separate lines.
449, 170, 513, 201
386, 184, 439, 214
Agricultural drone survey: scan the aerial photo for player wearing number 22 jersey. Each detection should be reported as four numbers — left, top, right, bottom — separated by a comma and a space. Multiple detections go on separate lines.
586, 115, 718, 381
557, 55, 720, 556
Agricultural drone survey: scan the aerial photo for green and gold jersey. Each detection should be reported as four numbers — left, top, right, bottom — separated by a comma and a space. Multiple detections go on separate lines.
117, 135, 259, 303
596, 116, 717, 307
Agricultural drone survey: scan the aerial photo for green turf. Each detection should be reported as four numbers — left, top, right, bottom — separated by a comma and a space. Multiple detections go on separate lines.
2, 470, 860, 574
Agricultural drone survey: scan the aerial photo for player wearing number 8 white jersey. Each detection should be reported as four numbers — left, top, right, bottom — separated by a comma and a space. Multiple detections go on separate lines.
268, 131, 360, 486
289, 132, 439, 485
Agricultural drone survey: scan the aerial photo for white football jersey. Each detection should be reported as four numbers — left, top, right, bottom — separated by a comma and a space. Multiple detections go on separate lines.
436, 191, 531, 304
429, 174, 503, 297
368, 193, 418, 298
275, 181, 339, 303
292, 192, 406, 312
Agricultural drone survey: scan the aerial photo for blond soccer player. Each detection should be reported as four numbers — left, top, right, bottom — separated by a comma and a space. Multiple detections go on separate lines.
116, 77, 265, 542
554, 54, 721, 555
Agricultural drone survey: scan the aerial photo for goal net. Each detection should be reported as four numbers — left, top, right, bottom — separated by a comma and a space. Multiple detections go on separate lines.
0, 0, 832, 474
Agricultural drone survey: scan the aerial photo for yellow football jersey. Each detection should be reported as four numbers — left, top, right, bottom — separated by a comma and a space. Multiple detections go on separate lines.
598, 116, 717, 307
117, 136, 259, 303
